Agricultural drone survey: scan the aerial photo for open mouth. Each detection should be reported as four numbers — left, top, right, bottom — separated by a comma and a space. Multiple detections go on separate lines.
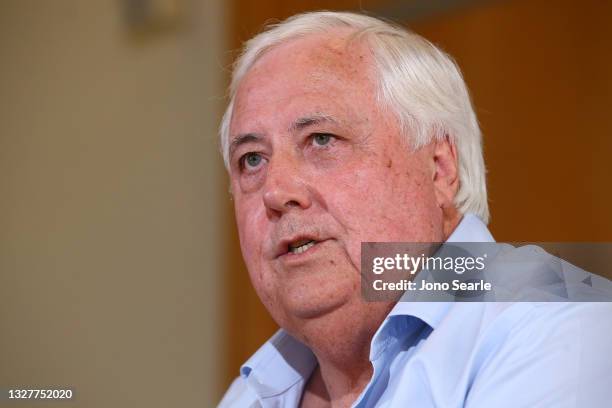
288, 239, 317, 255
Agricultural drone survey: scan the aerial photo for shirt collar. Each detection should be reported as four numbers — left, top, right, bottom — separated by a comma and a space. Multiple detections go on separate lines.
241, 329, 316, 399
446, 213, 495, 243
370, 213, 495, 359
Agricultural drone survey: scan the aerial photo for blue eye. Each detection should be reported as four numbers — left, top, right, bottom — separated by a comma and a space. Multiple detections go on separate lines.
241, 152, 263, 170
313, 133, 332, 146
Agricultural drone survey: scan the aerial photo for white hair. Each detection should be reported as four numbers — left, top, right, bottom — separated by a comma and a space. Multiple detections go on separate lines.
219, 11, 489, 223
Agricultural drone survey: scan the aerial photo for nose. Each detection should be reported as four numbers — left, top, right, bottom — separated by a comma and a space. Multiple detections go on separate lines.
262, 156, 312, 217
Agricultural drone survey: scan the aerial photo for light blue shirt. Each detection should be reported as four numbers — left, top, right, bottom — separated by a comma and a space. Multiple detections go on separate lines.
219, 214, 612, 407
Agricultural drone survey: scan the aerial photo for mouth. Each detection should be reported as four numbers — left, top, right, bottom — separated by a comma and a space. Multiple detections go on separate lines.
288, 239, 317, 255
275, 235, 328, 259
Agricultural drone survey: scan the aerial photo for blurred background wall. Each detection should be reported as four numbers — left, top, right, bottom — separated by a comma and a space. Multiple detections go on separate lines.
1, 0, 610, 406
1, 0, 227, 406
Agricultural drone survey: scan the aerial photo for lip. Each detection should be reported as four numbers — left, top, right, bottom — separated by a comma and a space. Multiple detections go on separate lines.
275, 234, 319, 258
277, 238, 332, 265
274, 231, 333, 257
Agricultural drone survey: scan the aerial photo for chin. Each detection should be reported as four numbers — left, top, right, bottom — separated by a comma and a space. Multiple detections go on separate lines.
279, 287, 354, 322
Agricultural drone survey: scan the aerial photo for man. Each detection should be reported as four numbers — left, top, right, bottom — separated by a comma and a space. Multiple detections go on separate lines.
218, 11, 611, 407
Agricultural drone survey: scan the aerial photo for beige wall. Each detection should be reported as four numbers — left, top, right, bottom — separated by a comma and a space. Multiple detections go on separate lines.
0, 1, 227, 406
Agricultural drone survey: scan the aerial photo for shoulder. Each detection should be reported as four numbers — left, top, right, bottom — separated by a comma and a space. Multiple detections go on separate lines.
465, 302, 612, 407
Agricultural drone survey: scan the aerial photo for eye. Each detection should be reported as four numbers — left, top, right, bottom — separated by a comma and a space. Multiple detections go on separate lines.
239, 152, 264, 171
312, 133, 333, 146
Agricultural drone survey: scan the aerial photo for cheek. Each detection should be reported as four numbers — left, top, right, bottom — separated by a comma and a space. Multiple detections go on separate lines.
235, 201, 281, 311
234, 197, 267, 272
320, 167, 395, 265
325, 157, 440, 246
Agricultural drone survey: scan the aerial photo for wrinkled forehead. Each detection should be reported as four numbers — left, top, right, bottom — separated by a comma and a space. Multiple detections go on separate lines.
234, 30, 377, 104
282, 30, 372, 74
231, 34, 380, 139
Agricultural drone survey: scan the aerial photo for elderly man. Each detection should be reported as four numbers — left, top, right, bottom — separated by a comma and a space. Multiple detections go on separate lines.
218, 11, 611, 408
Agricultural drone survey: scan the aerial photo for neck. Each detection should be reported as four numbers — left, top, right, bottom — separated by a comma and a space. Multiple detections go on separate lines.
442, 206, 462, 240
296, 300, 394, 407
303, 362, 371, 408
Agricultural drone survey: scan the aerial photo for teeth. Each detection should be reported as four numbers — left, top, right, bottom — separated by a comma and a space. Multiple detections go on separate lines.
289, 240, 315, 254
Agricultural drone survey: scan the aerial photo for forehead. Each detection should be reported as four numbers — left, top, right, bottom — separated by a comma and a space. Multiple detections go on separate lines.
231, 31, 379, 133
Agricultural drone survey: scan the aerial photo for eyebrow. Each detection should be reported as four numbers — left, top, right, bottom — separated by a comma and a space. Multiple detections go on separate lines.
228, 114, 339, 159
229, 133, 262, 159
289, 114, 338, 132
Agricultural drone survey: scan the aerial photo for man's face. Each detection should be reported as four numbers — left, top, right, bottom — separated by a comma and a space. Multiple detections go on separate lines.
228, 32, 445, 330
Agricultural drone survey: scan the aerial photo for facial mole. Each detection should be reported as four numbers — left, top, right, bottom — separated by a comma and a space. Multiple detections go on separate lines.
386, 159, 392, 168
329, 260, 335, 265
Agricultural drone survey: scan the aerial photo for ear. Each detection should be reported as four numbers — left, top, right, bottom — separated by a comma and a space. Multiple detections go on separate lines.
432, 135, 459, 210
